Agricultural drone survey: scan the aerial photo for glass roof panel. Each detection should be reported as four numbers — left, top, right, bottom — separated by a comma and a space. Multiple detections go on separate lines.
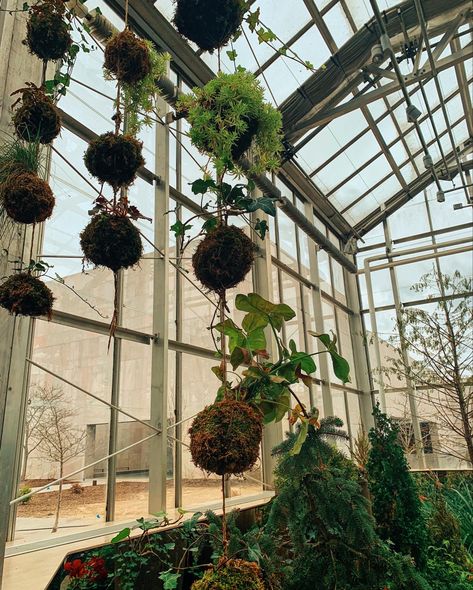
255, 0, 311, 42
323, 4, 353, 47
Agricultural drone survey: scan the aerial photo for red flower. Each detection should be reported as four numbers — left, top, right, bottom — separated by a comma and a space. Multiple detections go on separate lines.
86, 557, 107, 580
64, 559, 85, 578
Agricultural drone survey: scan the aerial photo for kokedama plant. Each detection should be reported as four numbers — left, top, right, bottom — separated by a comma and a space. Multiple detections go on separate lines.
104, 29, 152, 85
173, 0, 245, 53
1, 171, 55, 225
0, 267, 54, 318
191, 557, 265, 590
25, 0, 73, 62
83, 132, 144, 189
367, 405, 428, 567
12, 84, 61, 144
178, 69, 283, 175
189, 399, 263, 475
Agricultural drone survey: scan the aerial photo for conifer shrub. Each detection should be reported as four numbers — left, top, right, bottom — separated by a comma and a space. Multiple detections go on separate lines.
13, 86, 61, 145
192, 225, 255, 292
191, 558, 265, 590
104, 29, 152, 85
189, 399, 263, 475
80, 214, 143, 272
1, 171, 55, 224
26, 0, 72, 61
84, 133, 144, 189
173, 0, 244, 53
367, 406, 428, 567
0, 273, 54, 318
266, 418, 432, 590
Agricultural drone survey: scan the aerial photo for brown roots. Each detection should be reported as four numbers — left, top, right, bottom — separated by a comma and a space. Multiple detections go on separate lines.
1, 171, 55, 224
173, 0, 244, 53
191, 558, 265, 590
83, 133, 144, 189
80, 214, 143, 272
104, 29, 152, 85
0, 273, 54, 318
26, 0, 72, 61
189, 400, 263, 476
192, 225, 255, 292
13, 86, 61, 145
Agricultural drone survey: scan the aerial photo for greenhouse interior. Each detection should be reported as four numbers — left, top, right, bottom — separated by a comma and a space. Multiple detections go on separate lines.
0, 0, 472, 588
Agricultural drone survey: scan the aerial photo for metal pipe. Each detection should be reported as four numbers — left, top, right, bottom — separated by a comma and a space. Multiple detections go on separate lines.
368, 244, 473, 272
413, 0, 470, 200
368, 0, 442, 191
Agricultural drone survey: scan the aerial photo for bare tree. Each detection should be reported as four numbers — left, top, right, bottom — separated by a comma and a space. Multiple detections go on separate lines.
385, 269, 473, 465
36, 389, 86, 533
21, 385, 63, 482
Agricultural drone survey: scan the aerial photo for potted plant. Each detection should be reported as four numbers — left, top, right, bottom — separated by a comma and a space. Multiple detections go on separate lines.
12, 84, 61, 144
26, 0, 73, 62
192, 557, 265, 589
173, 0, 245, 53
178, 69, 283, 175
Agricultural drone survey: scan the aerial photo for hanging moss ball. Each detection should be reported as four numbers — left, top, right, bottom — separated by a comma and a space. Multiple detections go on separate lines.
189, 400, 263, 476
13, 87, 61, 145
26, 0, 72, 61
80, 214, 143, 272
1, 171, 55, 225
191, 559, 265, 590
192, 225, 255, 293
84, 133, 144, 189
104, 29, 152, 85
0, 273, 54, 318
231, 115, 260, 161
173, 0, 244, 52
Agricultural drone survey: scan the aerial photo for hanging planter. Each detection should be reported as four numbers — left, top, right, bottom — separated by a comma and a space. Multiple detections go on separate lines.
0, 273, 54, 318
178, 70, 283, 175
26, 0, 73, 62
191, 558, 265, 590
192, 224, 255, 292
189, 399, 263, 475
1, 171, 55, 225
104, 29, 152, 85
12, 85, 61, 144
84, 132, 144, 189
173, 0, 244, 53
80, 213, 143, 272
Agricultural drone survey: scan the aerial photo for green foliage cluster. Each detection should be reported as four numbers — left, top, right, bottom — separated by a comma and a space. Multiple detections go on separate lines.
367, 405, 428, 566
18, 486, 32, 504
266, 421, 432, 590
191, 558, 265, 590
178, 69, 283, 176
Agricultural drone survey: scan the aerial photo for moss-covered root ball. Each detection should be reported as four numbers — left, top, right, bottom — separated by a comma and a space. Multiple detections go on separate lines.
80, 214, 143, 272
1, 172, 55, 224
173, 0, 244, 53
0, 273, 54, 318
189, 400, 263, 476
191, 559, 265, 590
26, 0, 72, 61
13, 87, 61, 145
84, 133, 145, 189
192, 225, 255, 292
104, 29, 152, 85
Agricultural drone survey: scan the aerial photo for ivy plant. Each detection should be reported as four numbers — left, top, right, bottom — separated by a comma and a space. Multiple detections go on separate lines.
213, 293, 351, 453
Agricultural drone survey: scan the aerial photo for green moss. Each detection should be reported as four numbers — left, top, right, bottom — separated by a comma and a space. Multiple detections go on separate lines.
192, 224, 255, 293
13, 86, 61, 145
1, 171, 55, 224
189, 400, 263, 475
104, 29, 152, 85
191, 559, 265, 590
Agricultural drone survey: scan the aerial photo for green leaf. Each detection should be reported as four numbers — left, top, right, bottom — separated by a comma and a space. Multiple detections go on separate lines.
159, 571, 181, 590
235, 293, 295, 323
226, 49, 237, 61
291, 352, 316, 375
111, 527, 131, 543
211, 365, 224, 382
202, 216, 218, 233
274, 388, 291, 422
191, 178, 216, 195
246, 8, 261, 32
246, 196, 277, 216
254, 218, 269, 240
310, 332, 351, 383
246, 327, 266, 352
242, 312, 268, 333
170, 219, 192, 238
230, 346, 245, 371
290, 421, 309, 455
214, 319, 245, 352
